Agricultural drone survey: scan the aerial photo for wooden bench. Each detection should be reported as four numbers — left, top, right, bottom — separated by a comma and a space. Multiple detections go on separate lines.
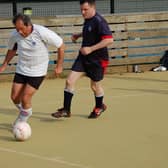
0, 11, 168, 81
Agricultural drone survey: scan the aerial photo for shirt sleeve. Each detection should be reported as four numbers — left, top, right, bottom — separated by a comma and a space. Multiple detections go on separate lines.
39, 26, 63, 48
8, 31, 17, 50
97, 18, 113, 40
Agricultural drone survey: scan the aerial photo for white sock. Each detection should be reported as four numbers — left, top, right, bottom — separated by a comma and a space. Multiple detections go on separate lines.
13, 107, 32, 126
19, 107, 32, 122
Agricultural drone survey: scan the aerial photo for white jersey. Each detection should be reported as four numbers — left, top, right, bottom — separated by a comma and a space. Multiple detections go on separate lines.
8, 24, 63, 76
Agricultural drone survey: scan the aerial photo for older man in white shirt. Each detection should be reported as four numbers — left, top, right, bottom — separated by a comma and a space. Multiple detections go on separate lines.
0, 13, 64, 125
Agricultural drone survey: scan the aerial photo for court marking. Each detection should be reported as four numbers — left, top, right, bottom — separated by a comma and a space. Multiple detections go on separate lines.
0, 147, 90, 168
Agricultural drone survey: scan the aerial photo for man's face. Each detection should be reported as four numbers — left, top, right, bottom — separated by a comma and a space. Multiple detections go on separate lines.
15, 19, 31, 37
80, 2, 96, 19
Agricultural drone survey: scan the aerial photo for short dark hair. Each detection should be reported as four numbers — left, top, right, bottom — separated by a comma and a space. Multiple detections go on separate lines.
12, 13, 32, 26
79, 0, 95, 5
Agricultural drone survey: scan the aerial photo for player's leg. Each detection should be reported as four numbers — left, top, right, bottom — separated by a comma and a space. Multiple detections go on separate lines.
91, 80, 104, 107
88, 80, 107, 118
86, 59, 108, 119
11, 82, 24, 110
13, 75, 45, 125
51, 70, 84, 118
64, 70, 84, 111
21, 83, 37, 114
51, 54, 85, 118
11, 73, 26, 110
11, 83, 34, 125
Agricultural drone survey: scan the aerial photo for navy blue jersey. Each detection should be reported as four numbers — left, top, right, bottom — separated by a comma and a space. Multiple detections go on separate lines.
81, 12, 112, 61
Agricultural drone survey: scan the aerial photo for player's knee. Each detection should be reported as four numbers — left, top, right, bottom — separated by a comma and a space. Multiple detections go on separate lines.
22, 94, 32, 104
66, 78, 74, 87
11, 94, 18, 103
91, 82, 104, 95
91, 85, 96, 92
10, 95, 15, 102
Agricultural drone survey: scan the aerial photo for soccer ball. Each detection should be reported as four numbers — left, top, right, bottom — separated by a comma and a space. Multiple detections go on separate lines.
13, 122, 32, 141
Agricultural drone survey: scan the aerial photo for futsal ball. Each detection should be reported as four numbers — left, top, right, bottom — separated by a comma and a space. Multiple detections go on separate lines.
13, 122, 32, 141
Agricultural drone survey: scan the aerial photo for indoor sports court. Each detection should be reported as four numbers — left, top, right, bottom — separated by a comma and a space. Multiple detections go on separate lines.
0, 71, 168, 168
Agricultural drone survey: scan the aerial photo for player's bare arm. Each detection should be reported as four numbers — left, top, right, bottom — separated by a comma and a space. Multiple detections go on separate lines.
0, 49, 17, 72
80, 38, 113, 55
55, 43, 65, 76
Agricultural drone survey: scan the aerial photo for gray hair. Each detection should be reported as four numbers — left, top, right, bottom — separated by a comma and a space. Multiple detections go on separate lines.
12, 13, 32, 26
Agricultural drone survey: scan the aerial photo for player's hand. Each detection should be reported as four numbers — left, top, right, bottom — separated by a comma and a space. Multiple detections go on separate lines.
54, 65, 63, 78
71, 33, 79, 43
80, 47, 92, 55
0, 64, 7, 73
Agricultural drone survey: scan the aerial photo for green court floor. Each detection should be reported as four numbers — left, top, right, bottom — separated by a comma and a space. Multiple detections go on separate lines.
0, 71, 168, 168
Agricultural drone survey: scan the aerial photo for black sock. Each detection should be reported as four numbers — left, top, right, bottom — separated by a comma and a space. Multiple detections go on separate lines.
63, 90, 74, 111
95, 96, 103, 108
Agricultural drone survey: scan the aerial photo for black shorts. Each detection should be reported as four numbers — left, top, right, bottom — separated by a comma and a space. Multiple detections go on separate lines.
71, 55, 109, 82
13, 73, 45, 90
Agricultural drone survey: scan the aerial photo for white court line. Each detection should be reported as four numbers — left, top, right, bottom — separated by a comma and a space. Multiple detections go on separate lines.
0, 147, 90, 168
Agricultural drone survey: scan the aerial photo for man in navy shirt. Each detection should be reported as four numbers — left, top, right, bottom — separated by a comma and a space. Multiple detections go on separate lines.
51, 0, 113, 119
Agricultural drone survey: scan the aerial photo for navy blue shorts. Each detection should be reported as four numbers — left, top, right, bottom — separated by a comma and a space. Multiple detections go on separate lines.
13, 73, 45, 90
71, 55, 109, 82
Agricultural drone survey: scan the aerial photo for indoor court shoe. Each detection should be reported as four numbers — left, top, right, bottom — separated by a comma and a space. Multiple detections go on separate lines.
51, 108, 71, 118
88, 104, 107, 119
